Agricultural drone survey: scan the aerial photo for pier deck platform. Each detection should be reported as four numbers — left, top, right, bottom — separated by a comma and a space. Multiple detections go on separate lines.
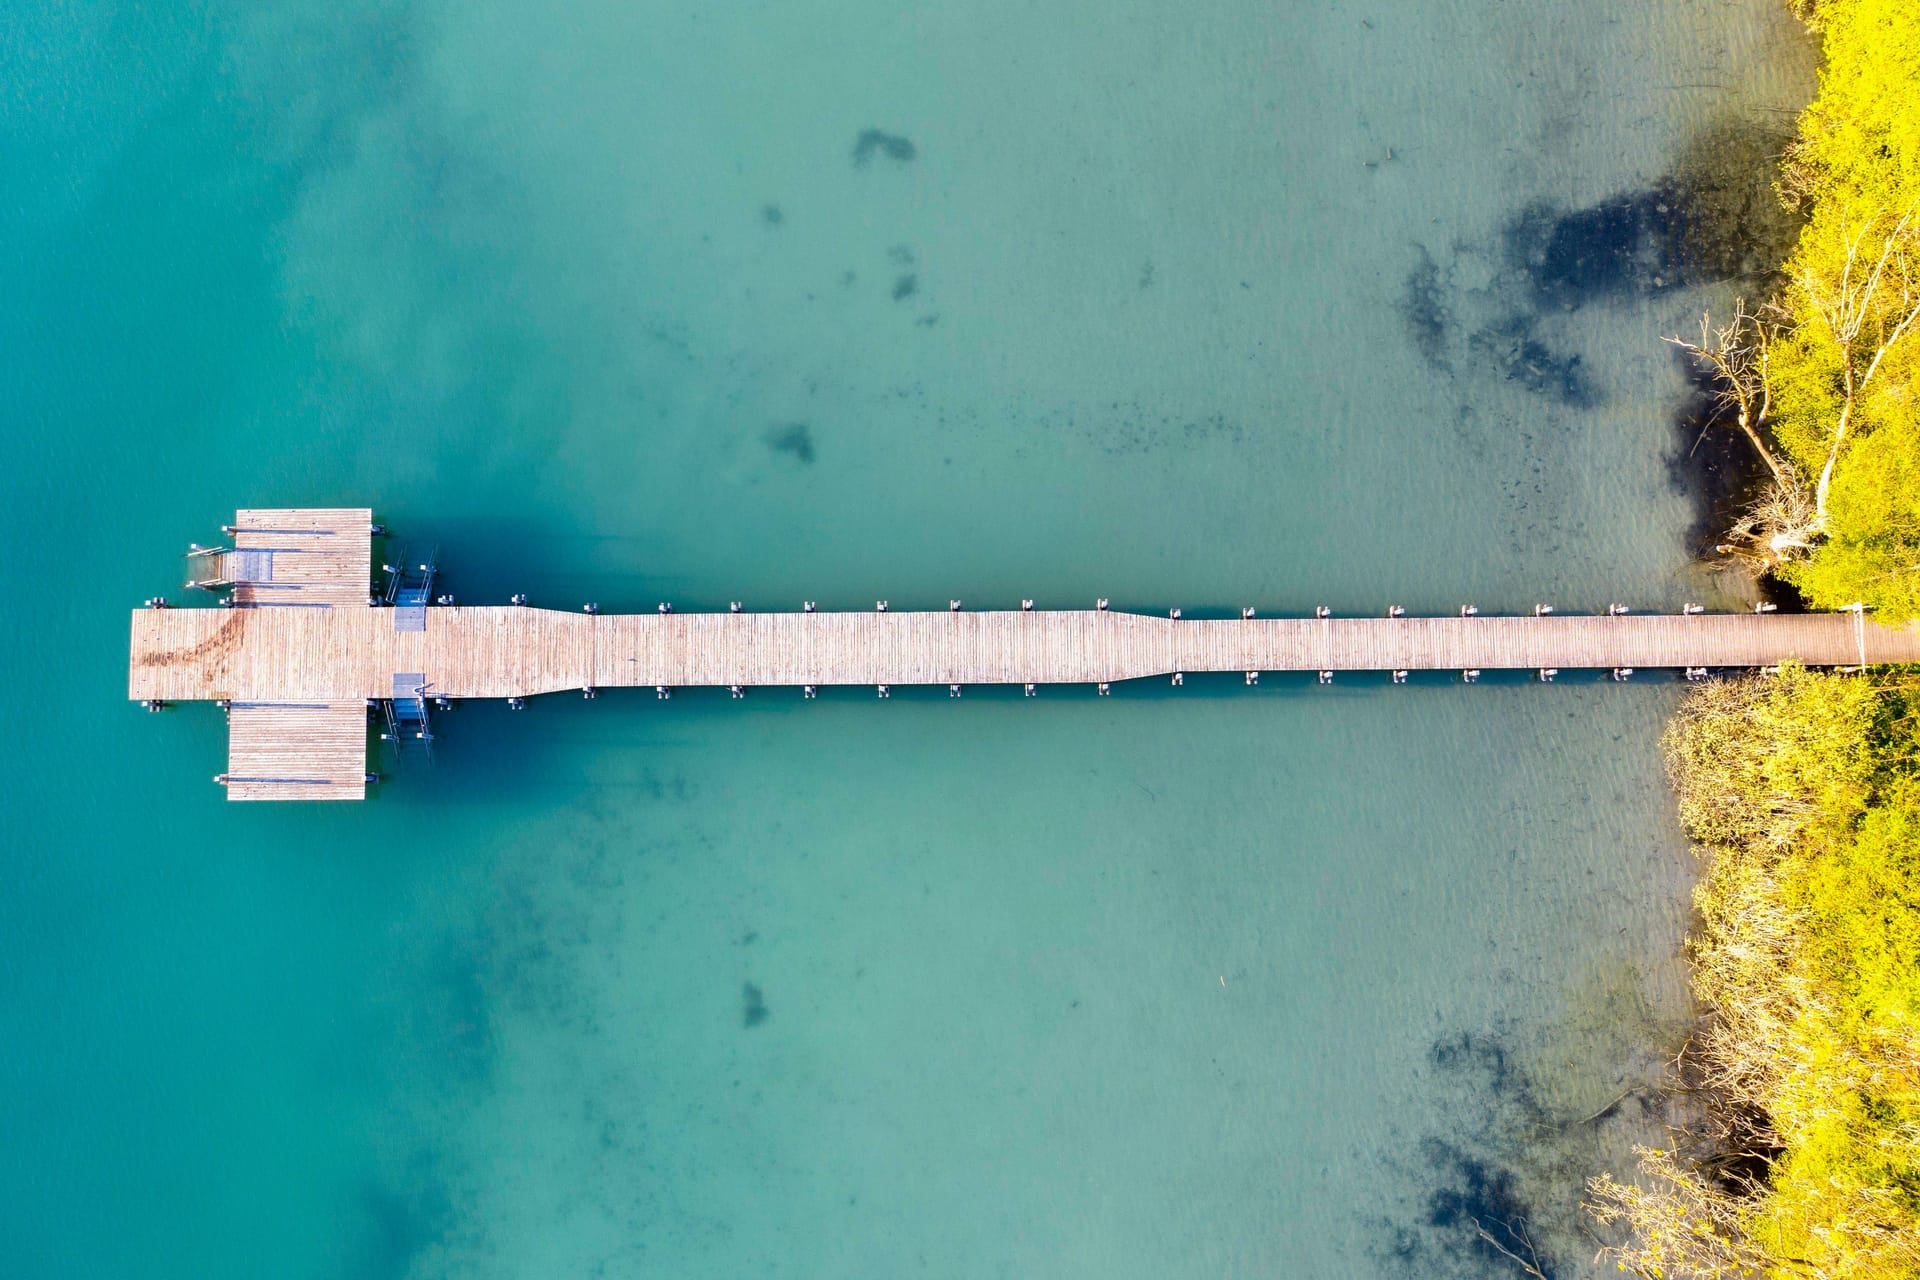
131, 603, 1920, 702
129, 510, 1920, 799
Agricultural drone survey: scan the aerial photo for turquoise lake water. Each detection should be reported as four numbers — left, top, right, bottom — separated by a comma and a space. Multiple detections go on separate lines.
2, 1, 1816, 1275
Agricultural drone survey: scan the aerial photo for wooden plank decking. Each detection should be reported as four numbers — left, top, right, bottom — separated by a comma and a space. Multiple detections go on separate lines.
218, 508, 373, 609
223, 701, 369, 801
131, 509, 1920, 800
132, 603, 1920, 702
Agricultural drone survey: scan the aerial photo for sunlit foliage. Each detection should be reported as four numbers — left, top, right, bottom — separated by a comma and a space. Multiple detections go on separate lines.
1591, 667, 1920, 1278
1767, 0, 1920, 617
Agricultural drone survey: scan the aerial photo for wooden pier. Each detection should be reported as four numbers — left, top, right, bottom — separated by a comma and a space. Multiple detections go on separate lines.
130, 509, 1920, 800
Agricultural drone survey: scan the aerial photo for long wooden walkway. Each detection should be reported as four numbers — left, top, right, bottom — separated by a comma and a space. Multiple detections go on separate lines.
129, 509, 1920, 799
131, 602, 1920, 701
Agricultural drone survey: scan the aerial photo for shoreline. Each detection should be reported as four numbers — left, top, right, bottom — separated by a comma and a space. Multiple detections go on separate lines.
1596, 2, 1920, 1272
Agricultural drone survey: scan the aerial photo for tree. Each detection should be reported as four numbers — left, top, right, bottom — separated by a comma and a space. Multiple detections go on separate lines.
1587, 1147, 1783, 1280
1668, 303, 1819, 565
1785, 203, 1920, 533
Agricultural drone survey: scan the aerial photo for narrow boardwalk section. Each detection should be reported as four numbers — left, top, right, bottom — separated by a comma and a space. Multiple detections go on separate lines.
128, 509, 1920, 799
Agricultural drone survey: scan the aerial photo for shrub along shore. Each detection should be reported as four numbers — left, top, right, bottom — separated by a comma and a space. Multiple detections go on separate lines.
1587, 3, 1919, 1276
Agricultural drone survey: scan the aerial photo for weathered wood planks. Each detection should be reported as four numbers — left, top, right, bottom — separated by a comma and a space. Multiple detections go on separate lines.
131, 508, 1920, 801
227, 507, 373, 608
224, 701, 368, 801
132, 604, 1920, 702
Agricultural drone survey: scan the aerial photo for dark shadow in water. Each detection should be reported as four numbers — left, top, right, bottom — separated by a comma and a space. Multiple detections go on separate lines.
742, 981, 769, 1028
1664, 348, 1775, 559
765, 422, 816, 464
852, 129, 916, 166
892, 273, 918, 301
761, 203, 784, 226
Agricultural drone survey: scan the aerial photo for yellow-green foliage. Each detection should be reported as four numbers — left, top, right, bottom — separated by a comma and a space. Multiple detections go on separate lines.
1663, 666, 1920, 1277
1768, 0, 1920, 619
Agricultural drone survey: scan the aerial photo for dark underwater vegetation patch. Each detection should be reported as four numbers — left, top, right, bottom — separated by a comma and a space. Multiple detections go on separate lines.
1469, 317, 1598, 408
1419, 1139, 1559, 1280
1505, 115, 1801, 308
891, 273, 918, 301
425, 936, 496, 1082
1371, 1029, 1567, 1280
761, 203, 784, 226
765, 422, 815, 464
355, 1172, 452, 1280
1401, 245, 1450, 371
742, 981, 769, 1028
1506, 190, 1685, 308
852, 128, 916, 166
1401, 114, 1803, 419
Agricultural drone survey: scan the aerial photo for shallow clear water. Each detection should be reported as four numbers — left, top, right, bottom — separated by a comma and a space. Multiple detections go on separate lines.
1, 1, 1813, 1275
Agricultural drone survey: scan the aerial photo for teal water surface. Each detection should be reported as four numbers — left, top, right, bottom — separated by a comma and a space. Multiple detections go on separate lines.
2, 1, 1814, 1275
